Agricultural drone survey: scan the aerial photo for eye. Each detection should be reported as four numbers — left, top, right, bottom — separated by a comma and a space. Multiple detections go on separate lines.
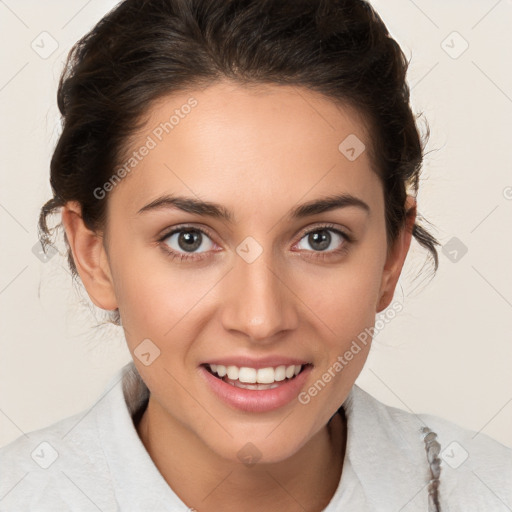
158, 226, 216, 262
294, 224, 351, 259
157, 223, 352, 263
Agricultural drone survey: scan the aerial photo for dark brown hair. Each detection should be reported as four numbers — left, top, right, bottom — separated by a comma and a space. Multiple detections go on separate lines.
39, 0, 439, 324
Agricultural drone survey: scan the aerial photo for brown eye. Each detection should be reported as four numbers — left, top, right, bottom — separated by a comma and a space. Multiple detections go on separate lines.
296, 227, 348, 253
175, 230, 202, 252
159, 226, 217, 262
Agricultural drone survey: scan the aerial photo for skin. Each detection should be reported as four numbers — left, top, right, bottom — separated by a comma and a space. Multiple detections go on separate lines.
61, 80, 415, 512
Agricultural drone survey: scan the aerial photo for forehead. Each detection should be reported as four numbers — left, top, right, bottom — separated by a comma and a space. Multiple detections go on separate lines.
109, 80, 382, 219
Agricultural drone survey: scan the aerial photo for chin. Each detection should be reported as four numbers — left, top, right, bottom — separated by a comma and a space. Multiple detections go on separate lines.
200, 425, 313, 467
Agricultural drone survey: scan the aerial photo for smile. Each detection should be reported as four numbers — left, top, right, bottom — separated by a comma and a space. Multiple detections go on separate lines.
206, 363, 306, 389
200, 362, 313, 412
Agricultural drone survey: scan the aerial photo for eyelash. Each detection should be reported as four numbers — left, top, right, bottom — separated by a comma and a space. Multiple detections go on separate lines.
157, 223, 353, 263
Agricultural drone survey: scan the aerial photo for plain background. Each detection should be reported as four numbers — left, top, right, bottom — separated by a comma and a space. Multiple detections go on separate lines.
0, 0, 511, 450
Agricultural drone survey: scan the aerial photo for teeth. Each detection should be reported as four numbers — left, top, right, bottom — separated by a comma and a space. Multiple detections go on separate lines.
231, 381, 280, 390
274, 365, 286, 381
227, 366, 239, 380
208, 363, 304, 384
239, 367, 257, 383
256, 367, 275, 384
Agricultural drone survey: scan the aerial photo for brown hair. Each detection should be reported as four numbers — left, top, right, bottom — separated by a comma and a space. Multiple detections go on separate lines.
39, 0, 439, 325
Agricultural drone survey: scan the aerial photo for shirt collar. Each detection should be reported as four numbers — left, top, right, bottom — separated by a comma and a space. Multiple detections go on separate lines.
341, 385, 431, 510
96, 361, 431, 510
95, 363, 185, 511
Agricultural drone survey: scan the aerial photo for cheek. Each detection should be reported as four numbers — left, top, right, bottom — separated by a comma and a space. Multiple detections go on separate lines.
107, 240, 171, 336
300, 246, 386, 341
110, 242, 217, 353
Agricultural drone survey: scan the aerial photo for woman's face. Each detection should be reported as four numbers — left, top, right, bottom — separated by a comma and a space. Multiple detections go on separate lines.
80, 81, 411, 463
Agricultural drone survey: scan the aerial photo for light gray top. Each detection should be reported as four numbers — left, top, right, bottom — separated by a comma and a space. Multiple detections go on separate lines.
0, 361, 510, 511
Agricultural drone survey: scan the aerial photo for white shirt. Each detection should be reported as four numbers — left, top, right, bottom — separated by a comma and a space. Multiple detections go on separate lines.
0, 361, 510, 511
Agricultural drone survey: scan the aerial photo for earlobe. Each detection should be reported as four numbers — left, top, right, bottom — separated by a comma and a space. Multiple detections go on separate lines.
61, 201, 118, 311
376, 196, 416, 312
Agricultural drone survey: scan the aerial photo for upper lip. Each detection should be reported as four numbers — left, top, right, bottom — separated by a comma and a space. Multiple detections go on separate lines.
201, 356, 311, 369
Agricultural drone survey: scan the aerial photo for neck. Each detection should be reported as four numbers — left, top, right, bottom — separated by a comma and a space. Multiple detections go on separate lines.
136, 398, 346, 512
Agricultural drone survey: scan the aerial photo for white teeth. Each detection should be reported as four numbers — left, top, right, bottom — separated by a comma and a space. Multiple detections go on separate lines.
208, 363, 304, 384
274, 365, 286, 381
232, 381, 280, 390
238, 367, 257, 383
226, 366, 239, 380
256, 367, 275, 384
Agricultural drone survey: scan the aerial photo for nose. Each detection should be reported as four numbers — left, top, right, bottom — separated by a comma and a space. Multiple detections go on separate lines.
220, 248, 299, 344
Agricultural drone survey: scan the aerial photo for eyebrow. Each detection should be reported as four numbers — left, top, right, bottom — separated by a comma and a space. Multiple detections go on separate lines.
136, 193, 370, 222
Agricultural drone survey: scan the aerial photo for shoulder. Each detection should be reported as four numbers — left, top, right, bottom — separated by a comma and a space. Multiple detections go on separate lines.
417, 408, 512, 508
0, 398, 117, 511
346, 385, 512, 510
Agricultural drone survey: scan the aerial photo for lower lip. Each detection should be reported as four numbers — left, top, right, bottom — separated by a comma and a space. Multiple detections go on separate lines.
199, 365, 312, 413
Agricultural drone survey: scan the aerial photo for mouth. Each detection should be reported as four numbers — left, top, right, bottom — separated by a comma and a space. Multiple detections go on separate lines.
199, 361, 313, 412
203, 363, 311, 390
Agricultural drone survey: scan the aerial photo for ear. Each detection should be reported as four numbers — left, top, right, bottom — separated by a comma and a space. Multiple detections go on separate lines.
376, 195, 416, 312
60, 201, 118, 311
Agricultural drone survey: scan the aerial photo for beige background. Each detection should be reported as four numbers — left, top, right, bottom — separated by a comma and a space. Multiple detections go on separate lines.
1, 0, 511, 449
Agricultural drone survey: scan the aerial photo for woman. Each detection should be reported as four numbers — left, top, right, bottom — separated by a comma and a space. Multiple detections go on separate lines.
0, 0, 510, 510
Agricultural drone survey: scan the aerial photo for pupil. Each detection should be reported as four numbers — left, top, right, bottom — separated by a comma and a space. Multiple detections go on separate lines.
179, 230, 201, 252
310, 230, 330, 251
